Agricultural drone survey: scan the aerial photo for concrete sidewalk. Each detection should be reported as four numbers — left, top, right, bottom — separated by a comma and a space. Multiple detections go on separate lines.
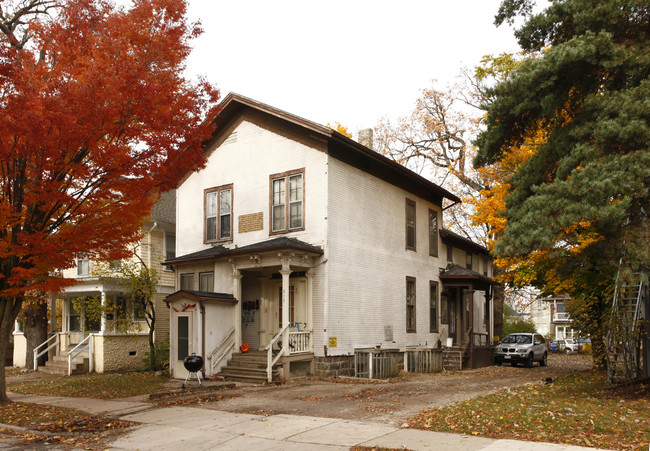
7, 392, 612, 451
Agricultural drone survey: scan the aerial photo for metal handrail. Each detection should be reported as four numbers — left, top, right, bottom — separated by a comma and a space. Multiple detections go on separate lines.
33, 333, 61, 371
207, 327, 236, 374
68, 333, 94, 376
265, 324, 288, 383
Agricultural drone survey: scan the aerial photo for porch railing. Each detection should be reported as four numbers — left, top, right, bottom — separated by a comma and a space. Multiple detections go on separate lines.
68, 333, 95, 376
288, 330, 312, 354
553, 312, 570, 322
265, 324, 288, 383
33, 333, 61, 371
206, 327, 236, 375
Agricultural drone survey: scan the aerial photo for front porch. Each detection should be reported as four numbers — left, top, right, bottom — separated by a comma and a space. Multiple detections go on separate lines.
165, 237, 324, 382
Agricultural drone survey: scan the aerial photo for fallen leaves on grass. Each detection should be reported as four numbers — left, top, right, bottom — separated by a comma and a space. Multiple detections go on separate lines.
7, 371, 169, 399
408, 372, 650, 451
0, 402, 138, 450
154, 393, 240, 407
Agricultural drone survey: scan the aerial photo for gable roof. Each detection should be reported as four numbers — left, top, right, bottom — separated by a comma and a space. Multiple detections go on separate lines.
197, 93, 461, 206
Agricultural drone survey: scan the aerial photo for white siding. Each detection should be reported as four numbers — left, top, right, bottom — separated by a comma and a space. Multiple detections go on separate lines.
323, 157, 446, 356
176, 121, 329, 256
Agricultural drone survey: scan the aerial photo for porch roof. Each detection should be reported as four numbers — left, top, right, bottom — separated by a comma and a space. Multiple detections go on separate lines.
164, 237, 323, 265
439, 263, 495, 285
164, 290, 237, 305
439, 229, 491, 256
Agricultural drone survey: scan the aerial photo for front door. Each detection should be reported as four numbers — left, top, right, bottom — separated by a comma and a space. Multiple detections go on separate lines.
173, 313, 192, 378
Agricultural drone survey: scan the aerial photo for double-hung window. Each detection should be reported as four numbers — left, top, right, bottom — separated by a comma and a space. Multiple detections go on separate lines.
406, 277, 416, 333
199, 272, 214, 292
205, 185, 232, 242
77, 255, 89, 276
406, 199, 416, 250
271, 169, 304, 233
180, 273, 194, 291
429, 209, 438, 257
429, 282, 438, 333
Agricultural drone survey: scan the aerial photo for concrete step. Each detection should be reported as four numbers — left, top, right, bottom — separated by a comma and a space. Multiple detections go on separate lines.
39, 355, 89, 375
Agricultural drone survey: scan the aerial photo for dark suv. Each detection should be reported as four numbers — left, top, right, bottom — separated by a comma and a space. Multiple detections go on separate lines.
495, 333, 548, 367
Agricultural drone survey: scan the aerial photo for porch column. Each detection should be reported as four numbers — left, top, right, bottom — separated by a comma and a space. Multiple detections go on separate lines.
100, 291, 107, 334
258, 276, 268, 349
49, 295, 58, 333
306, 269, 313, 334
62, 298, 69, 333
232, 268, 243, 349
280, 256, 292, 357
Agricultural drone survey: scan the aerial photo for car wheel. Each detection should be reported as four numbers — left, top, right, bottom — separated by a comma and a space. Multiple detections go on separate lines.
526, 353, 534, 368
565, 348, 571, 354
511, 362, 517, 367
540, 352, 547, 367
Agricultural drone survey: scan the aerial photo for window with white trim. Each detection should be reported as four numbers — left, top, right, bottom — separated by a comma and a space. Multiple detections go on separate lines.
271, 170, 304, 233
205, 185, 232, 242
77, 255, 89, 276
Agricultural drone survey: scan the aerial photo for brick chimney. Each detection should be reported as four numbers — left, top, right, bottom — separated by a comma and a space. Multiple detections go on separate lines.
358, 128, 373, 150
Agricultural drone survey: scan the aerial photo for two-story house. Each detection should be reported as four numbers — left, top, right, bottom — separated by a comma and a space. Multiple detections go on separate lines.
530, 294, 576, 340
164, 94, 499, 381
14, 191, 176, 374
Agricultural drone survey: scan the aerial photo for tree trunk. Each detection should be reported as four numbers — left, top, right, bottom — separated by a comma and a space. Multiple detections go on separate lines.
23, 301, 49, 370
0, 296, 23, 403
591, 331, 607, 370
147, 304, 156, 371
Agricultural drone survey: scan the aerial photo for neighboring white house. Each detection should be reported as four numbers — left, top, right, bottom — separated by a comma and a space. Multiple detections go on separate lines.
13, 191, 176, 373
530, 294, 578, 339
164, 94, 500, 381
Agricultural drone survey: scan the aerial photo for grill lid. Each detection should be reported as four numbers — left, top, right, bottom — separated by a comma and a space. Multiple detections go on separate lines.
183, 354, 204, 372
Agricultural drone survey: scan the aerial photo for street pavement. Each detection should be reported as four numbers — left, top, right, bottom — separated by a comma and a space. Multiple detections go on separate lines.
5, 392, 613, 451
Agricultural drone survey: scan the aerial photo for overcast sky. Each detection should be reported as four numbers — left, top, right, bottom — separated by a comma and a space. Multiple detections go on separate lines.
184, 1, 523, 137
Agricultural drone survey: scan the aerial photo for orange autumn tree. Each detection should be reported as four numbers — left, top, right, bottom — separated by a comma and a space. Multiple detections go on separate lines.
0, 0, 219, 400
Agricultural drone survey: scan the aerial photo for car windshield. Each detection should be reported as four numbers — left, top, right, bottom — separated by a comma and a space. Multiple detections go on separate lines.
502, 334, 532, 344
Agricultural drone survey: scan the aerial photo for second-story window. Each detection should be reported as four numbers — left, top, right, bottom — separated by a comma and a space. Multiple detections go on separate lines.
205, 185, 232, 242
466, 252, 473, 270
77, 255, 89, 276
406, 199, 416, 250
429, 209, 438, 257
271, 169, 304, 233
164, 232, 176, 261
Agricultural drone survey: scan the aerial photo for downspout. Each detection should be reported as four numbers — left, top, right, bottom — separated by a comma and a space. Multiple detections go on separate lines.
199, 301, 206, 379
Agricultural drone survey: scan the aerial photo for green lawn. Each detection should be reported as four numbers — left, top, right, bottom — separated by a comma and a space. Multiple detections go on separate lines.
409, 371, 649, 450
7, 371, 169, 399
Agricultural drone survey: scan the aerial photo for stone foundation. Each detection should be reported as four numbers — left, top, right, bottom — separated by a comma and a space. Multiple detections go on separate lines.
312, 355, 355, 378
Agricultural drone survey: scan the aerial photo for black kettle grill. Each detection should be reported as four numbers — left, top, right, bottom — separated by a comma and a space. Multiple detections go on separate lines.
182, 354, 204, 389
